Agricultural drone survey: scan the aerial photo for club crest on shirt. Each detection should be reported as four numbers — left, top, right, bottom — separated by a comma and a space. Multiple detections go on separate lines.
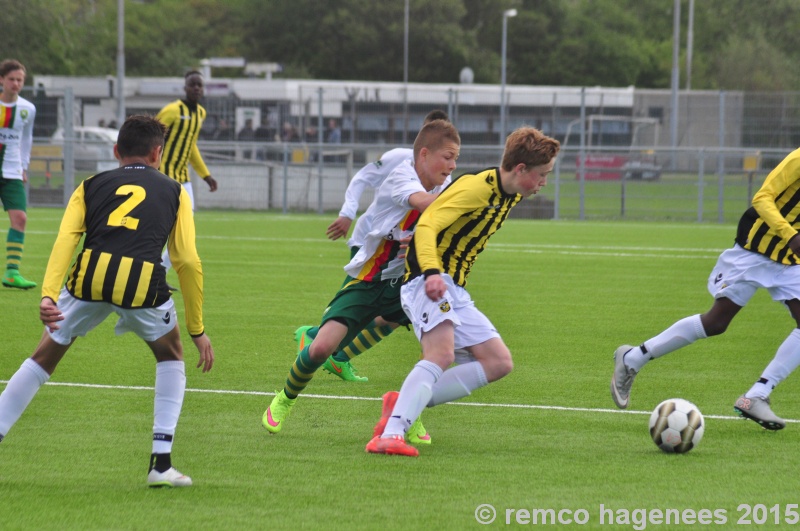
439, 301, 451, 313
20, 109, 28, 119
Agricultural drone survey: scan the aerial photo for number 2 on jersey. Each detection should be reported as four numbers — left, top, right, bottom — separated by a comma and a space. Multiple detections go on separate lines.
107, 185, 146, 230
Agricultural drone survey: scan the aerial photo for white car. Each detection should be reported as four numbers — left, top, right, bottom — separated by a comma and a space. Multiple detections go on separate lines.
51, 126, 118, 172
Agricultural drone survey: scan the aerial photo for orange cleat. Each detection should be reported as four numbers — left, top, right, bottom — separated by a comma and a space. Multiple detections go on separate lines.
365, 435, 419, 457
372, 391, 399, 437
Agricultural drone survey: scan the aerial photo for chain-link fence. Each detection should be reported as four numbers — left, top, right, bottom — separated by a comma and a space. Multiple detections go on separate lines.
23, 81, 800, 222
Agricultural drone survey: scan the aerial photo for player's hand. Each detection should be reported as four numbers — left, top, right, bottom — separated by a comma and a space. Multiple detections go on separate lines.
22, 169, 28, 183
191, 333, 215, 372
398, 234, 412, 259
790, 235, 800, 256
424, 274, 446, 301
39, 297, 64, 332
326, 216, 352, 240
204, 175, 218, 192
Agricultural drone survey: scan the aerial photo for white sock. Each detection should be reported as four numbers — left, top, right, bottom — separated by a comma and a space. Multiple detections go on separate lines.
383, 360, 442, 438
626, 314, 707, 372
428, 361, 488, 407
746, 329, 800, 400
152, 360, 185, 454
0, 358, 50, 437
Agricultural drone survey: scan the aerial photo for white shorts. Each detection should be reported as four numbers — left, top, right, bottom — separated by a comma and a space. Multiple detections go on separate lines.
48, 288, 178, 345
400, 274, 500, 349
707, 244, 800, 307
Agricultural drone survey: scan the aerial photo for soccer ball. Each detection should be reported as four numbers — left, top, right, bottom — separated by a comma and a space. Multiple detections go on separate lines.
648, 398, 704, 453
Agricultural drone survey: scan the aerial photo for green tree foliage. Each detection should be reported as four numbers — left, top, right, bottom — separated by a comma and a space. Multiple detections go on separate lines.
3, 0, 800, 91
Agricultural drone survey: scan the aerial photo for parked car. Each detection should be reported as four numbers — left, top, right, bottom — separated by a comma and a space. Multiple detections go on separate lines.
50, 126, 118, 172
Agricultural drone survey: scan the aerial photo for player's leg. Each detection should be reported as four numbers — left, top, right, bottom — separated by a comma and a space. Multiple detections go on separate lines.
117, 299, 191, 487
324, 317, 398, 382
0, 332, 71, 441
145, 325, 192, 487
263, 319, 349, 434
2, 180, 36, 289
0, 291, 108, 441
734, 293, 800, 430
612, 247, 755, 409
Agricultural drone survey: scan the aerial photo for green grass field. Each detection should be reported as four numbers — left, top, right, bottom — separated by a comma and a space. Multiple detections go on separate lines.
2, 209, 799, 530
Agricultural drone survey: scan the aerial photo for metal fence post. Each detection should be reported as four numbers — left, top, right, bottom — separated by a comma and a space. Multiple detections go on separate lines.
697, 149, 704, 222
317, 87, 324, 214
578, 87, 586, 220
718, 91, 726, 223
63, 87, 75, 205
282, 143, 289, 214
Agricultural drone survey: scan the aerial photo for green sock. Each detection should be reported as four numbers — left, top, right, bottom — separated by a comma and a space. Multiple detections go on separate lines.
333, 321, 395, 363
6, 228, 24, 272
283, 345, 324, 399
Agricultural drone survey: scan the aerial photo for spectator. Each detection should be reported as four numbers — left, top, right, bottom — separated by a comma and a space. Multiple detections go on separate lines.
279, 121, 299, 143
326, 118, 342, 144
237, 119, 256, 159
237, 119, 256, 141
213, 118, 234, 141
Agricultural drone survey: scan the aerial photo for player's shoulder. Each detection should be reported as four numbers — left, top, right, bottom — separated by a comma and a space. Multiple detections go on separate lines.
15, 96, 35, 111
385, 160, 418, 184
452, 167, 495, 186
381, 147, 414, 163
158, 99, 182, 114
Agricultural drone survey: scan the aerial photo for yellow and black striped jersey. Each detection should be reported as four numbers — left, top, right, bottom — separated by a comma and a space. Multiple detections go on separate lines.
736, 147, 800, 265
405, 167, 521, 287
41, 164, 206, 335
156, 99, 210, 184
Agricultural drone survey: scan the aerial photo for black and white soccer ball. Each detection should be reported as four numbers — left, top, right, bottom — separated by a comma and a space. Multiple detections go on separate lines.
648, 398, 704, 453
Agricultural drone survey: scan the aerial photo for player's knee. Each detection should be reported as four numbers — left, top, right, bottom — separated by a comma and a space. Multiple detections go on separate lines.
308, 341, 335, 362
493, 354, 514, 380
701, 318, 728, 337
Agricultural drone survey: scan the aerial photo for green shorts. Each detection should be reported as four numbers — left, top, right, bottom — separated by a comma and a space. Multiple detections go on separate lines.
0, 178, 27, 211
321, 276, 409, 349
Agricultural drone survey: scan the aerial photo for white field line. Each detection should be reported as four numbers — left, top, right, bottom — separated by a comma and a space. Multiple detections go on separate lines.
2, 379, 793, 424
20, 227, 725, 260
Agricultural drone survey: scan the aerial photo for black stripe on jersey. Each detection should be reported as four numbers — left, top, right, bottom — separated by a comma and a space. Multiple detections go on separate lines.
68, 250, 161, 307
163, 102, 195, 181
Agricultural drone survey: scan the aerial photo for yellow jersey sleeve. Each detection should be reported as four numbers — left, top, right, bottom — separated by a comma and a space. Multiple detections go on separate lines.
167, 187, 205, 336
41, 183, 87, 301
414, 176, 489, 274
188, 141, 210, 179
751, 155, 800, 243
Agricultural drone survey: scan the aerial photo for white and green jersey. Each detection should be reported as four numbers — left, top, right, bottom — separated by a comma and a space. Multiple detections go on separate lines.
345, 147, 413, 248
0, 96, 36, 180
344, 160, 450, 282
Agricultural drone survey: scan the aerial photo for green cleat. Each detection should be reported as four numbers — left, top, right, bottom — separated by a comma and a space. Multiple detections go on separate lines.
262, 390, 297, 434
322, 357, 368, 382
407, 415, 432, 445
294, 325, 314, 353
2, 270, 36, 290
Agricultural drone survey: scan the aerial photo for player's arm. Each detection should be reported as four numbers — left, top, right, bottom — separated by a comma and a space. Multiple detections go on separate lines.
167, 189, 214, 371
41, 183, 87, 303
188, 143, 216, 191
328, 158, 393, 240
21, 106, 35, 181
415, 185, 484, 300
168, 187, 204, 334
155, 104, 176, 128
752, 156, 800, 249
40, 183, 87, 329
